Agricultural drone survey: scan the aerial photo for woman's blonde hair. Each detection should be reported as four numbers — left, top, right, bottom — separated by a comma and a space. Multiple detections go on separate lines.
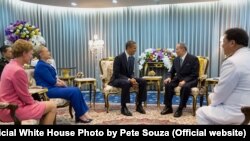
12, 39, 33, 58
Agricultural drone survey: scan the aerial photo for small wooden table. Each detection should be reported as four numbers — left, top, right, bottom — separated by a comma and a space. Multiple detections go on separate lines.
29, 88, 48, 101
59, 76, 75, 86
205, 77, 219, 105
74, 78, 97, 108
142, 76, 162, 108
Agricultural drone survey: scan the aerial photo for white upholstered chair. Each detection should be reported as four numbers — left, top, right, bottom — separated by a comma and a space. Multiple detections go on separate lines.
25, 69, 73, 118
99, 58, 138, 113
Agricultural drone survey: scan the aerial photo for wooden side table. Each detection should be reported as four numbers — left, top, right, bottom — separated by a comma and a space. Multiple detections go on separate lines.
29, 88, 48, 101
142, 76, 162, 108
74, 78, 97, 108
205, 77, 219, 105
59, 76, 75, 86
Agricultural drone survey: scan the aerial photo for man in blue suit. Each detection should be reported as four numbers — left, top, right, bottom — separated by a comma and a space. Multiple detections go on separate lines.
161, 43, 199, 117
109, 41, 147, 116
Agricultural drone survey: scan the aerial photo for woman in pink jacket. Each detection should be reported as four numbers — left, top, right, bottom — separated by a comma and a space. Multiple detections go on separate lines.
0, 39, 56, 124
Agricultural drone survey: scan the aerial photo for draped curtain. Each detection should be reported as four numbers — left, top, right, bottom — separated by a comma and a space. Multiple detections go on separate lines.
1, 0, 250, 88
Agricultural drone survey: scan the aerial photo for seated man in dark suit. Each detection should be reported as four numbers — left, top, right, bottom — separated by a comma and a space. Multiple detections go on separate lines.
161, 43, 199, 117
109, 40, 147, 116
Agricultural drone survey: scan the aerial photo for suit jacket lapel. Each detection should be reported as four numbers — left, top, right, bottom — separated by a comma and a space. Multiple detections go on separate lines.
122, 52, 129, 73
180, 54, 189, 70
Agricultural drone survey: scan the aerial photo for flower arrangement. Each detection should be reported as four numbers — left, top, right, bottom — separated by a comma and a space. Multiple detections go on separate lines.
4, 20, 45, 46
138, 48, 176, 71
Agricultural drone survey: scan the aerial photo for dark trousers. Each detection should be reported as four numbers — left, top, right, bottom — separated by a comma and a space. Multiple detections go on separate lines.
164, 79, 197, 108
112, 78, 147, 105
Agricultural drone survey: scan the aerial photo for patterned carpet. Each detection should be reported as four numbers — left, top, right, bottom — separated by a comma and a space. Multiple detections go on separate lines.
55, 90, 203, 125
83, 90, 207, 105
56, 103, 197, 125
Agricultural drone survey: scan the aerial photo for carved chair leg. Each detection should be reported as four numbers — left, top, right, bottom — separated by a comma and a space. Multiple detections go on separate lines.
103, 93, 107, 108
69, 103, 73, 119
105, 94, 110, 113
200, 95, 204, 107
93, 91, 96, 110
241, 107, 250, 125
144, 101, 147, 107
192, 95, 197, 116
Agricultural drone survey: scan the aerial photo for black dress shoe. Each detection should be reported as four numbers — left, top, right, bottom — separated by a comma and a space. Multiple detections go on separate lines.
160, 106, 173, 115
174, 109, 183, 118
136, 105, 146, 114
121, 107, 132, 116
75, 118, 93, 123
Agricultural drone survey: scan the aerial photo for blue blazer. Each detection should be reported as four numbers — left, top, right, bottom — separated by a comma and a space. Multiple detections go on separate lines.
34, 60, 57, 89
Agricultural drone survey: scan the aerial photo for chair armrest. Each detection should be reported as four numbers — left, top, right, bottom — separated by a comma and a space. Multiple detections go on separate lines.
100, 75, 105, 80
29, 86, 43, 89
199, 75, 207, 81
0, 102, 21, 125
241, 106, 250, 125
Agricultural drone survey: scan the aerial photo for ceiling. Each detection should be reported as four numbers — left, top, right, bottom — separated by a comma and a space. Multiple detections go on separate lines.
21, 0, 219, 8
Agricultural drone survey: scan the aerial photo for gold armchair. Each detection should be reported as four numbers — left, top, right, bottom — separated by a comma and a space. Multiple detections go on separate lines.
25, 69, 73, 118
174, 56, 209, 116
0, 102, 39, 125
99, 58, 138, 113
241, 106, 250, 125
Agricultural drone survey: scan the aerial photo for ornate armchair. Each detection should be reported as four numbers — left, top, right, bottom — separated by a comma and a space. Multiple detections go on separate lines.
174, 56, 209, 116
25, 69, 73, 118
99, 58, 138, 113
241, 106, 250, 125
0, 102, 39, 125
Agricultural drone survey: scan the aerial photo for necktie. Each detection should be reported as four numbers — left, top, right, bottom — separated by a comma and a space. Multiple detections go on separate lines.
180, 58, 183, 67
128, 56, 134, 73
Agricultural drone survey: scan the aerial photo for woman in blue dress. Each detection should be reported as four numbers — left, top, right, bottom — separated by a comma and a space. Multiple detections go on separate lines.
34, 46, 92, 123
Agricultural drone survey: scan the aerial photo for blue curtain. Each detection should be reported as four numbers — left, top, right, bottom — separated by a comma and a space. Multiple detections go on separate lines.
1, 0, 250, 88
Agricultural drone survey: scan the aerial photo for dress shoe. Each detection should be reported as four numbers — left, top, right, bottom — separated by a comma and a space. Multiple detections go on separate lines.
136, 105, 146, 114
160, 106, 173, 115
75, 118, 93, 123
121, 107, 132, 116
174, 108, 183, 117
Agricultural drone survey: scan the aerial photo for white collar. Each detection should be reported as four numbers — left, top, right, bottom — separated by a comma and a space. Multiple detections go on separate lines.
181, 52, 187, 60
125, 50, 130, 60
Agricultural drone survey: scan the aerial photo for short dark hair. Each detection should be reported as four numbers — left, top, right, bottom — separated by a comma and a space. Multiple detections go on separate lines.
125, 40, 136, 50
224, 28, 249, 46
0, 45, 11, 55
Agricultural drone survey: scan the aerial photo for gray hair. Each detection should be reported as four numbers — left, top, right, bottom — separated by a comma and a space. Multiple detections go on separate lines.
178, 42, 187, 51
33, 45, 45, 59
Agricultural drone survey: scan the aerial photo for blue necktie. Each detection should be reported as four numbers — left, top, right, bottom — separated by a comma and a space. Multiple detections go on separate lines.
128, 56, 134, 74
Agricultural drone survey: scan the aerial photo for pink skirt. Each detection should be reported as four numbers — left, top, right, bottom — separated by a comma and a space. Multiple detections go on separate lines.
0, 101, 46, 122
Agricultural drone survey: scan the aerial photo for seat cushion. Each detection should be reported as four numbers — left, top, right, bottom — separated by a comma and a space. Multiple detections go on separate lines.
0, 119, 39, 125
103, 85, 138, 95
174, 86, 200, 96
50, 98, 68, 107
103, 85, 120, 94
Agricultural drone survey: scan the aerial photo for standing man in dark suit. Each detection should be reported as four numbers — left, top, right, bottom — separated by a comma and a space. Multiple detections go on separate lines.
109, 40, 147, 116
161, 43, 199, 117
0, 45, 13, 78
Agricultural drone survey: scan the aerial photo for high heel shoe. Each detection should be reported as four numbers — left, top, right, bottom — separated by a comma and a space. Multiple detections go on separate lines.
75, 118, 93, 123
